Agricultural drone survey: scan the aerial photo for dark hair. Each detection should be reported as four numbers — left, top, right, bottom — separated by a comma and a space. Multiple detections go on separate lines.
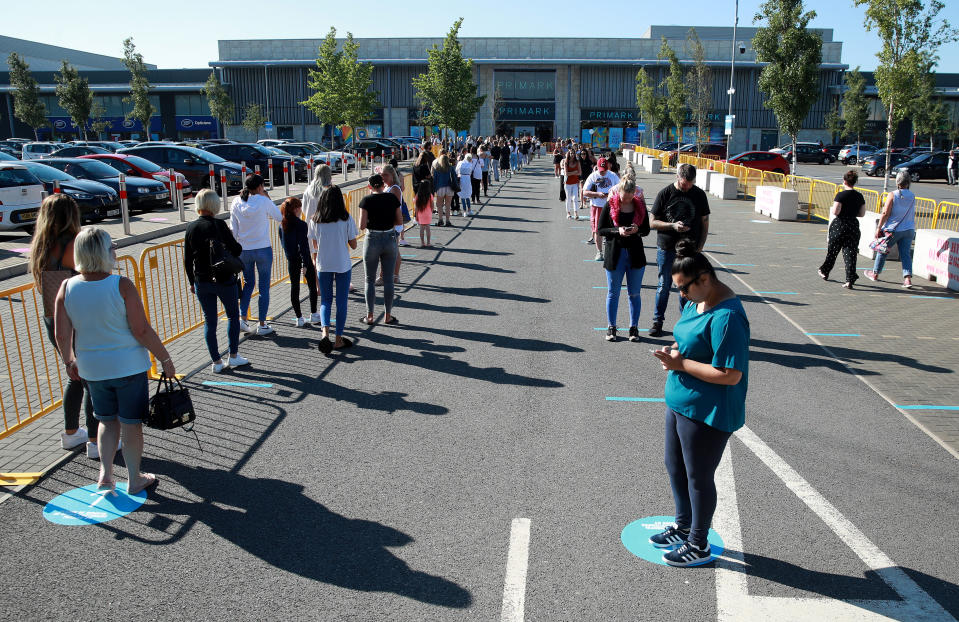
368, 173, 384, 189
388, 158, 399, 170
671, 238, 716, 279
843, 170, 858, 187
280, 196, 302, 231
315, 186, 348, 223
240, 173, 264, 201
414, 179, 432, 211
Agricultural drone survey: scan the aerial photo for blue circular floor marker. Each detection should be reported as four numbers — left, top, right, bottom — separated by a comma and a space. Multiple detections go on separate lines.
621, 516, 725, 566
43, 483, 147, 526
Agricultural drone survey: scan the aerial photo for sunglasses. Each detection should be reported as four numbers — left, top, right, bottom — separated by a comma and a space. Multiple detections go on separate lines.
677, 272, 707, 295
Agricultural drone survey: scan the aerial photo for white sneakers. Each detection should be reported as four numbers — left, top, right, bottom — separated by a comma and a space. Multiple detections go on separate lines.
86, 441, 99, 460
239, 319, 252, 334
212, 361, 227, 373
256, 324, 274, 335
241, 319, 273, 334
60, 428, 88, 450
228, 355, 250, 367
310, 312, 322, 324
294, 317, 306, 327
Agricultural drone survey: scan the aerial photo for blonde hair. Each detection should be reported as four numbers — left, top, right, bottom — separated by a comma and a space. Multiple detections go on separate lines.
195, 188, 221, 215
432, 154, 451, 172
73, 226, 114, 274
29, 194, 81, 285
381, 164, 399, 186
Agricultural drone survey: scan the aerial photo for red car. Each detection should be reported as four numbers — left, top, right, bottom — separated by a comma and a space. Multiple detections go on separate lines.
724, 151, 790, 174
80, 153, 193, 198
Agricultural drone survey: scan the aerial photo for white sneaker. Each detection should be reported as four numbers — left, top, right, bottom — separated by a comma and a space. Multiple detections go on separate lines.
239, 319, 253, 334
61, 428, 88, 450
228, 355, 250, 367
86, 441, 99, 460
375, 277, 384, 286
255, 324, 274, 336
310, 312, 322, 324
212, 361, 227, 373
398, 239, 409, 246
294, 317, 306, 327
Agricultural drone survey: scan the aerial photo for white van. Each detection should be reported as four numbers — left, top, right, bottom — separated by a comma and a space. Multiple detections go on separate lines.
21, 142, 60, 160
0, 163, 44, 231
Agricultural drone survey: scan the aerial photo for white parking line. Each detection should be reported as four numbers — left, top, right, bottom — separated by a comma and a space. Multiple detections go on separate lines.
501, 518, 532, 622
713, 427, 954, 621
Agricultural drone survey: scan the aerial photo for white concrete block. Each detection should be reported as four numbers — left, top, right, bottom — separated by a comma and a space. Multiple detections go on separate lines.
644, 157, 662, 174
709, 174, 738, 200
827, 211, 899, 261
754, 185, 798, 221
699, 170, 718, 192
913, 229, 959, 290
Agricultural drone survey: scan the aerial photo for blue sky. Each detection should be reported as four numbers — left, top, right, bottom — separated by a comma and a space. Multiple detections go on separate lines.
5, 0, 958, 73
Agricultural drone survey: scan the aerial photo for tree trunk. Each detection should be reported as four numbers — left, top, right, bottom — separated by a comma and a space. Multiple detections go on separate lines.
791, 136, 797, 177
882, 101, 894, 193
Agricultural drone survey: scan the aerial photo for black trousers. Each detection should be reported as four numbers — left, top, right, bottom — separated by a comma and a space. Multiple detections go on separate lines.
820, 218, 861, 284
471, 177, 481, 202
481, 172, 489, 195
288, 255, 318, 318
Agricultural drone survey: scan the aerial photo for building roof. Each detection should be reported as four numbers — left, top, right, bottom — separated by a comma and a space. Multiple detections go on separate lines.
0, 35, 157, 71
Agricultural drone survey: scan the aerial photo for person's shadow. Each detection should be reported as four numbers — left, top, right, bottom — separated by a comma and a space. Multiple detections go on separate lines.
145, 461, 472, 609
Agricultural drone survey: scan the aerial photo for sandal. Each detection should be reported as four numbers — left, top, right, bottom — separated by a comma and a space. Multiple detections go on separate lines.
384, 316, 399, 325
358, 316, 375, 325
333, 337, 354, 350
318, 336, 333, 354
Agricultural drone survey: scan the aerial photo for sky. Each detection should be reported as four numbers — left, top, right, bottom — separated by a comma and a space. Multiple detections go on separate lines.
4, 0, 958, 73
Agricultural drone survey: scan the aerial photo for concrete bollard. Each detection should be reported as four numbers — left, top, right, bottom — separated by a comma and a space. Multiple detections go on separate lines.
644, 158, 662, 174
283, 160, 289, 196
220, 169, 228, 213
175, 172, 185, 222
119, 173, 131, 235
208, 164, 215, 193
53, 179, 60, 194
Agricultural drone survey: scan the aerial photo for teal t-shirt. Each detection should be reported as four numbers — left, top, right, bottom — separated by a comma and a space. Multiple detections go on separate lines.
664, 297, 749, 433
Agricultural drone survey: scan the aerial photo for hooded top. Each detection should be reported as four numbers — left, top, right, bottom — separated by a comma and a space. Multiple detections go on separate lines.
608, 187, 647, 227
229, 193, 283, 250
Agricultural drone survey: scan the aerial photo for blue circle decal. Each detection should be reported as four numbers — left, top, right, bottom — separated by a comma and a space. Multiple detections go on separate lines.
621, 516, 725, 566
43, 484, 147, 526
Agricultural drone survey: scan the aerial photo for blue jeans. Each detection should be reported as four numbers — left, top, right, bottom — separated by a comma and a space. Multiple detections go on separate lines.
493, 165, 500, 181
871, 229, 915, 277
654, 248, 678, 324
239, 247, 273, 322
319, 271, 351, 336
510, 153, 517, 170
195, 280, 241, 360
605, 249, 646, 327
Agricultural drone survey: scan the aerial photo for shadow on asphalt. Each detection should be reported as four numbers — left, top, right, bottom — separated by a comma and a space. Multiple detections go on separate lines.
389, 298, 498, 317
749, 338, 952, 375
420, 260, 516, 274
740, 294, 809, 307
396, 324, 581, 356
405, 284, 549, 304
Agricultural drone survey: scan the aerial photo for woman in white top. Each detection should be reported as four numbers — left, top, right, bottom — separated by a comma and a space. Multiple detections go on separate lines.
478, 146, 491, 198
230, 174, 283, 335
456, 153, 475, 216
308, 186, 358, 353
55, 226, 174, 494
864, 170, 917, 288
470, 149, 484, 206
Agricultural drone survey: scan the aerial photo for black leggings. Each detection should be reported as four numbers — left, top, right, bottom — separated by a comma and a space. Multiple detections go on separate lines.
288, 255, 317, 318
43, 317, 96, 437
820, 218, 860, 284
471, 177, 481, 202
664, 407, 731, 548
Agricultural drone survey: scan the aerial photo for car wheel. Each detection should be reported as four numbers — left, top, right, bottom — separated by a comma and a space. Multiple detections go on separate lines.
910, 172, 920, 183
875, 166, 884, 177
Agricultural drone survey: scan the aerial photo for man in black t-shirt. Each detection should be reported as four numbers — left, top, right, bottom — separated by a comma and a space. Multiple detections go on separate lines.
648, 163, 711, 336
490, 143, 502, 182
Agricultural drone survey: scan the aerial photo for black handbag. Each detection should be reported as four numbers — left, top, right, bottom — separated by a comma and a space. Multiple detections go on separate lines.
209, 235, 243, 285
148, 374, 196, 430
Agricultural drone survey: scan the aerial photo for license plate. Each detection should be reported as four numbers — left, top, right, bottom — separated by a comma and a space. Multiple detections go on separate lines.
106, 209, 120, 216
18, 210, 38, 222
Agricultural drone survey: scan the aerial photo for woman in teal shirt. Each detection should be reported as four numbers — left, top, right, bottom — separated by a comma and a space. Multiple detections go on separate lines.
650, 240, 749, 567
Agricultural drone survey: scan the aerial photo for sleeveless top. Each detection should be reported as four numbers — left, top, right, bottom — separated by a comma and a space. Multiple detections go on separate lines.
885, 189, 916, 232
63, 274, 151, 381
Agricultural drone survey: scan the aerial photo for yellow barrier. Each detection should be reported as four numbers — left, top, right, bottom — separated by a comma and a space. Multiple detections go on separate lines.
934, 202, 959, 231
761, 171, 787, 188
787, 176, 814, 219
743, 167, 764, 198
878, 192, 940, 230
808, 179, 839, 221
859, 188, 881, 215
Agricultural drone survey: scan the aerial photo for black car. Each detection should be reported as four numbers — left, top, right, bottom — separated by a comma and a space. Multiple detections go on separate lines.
822, 144, 843, 162
783, 142, 831, 164
891, 151, 950, 182
118, 145, 244, 194
49, 145, 112, 158
898, 147, 928, 158
861, 151, 911, 177
36, 158, 170, 212
204, 143, 308, 182
277, 143, 343, 171
655, 141, 680, 151
17, 160, 119, 221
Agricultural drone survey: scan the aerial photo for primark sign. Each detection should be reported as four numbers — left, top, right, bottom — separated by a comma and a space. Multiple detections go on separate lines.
496, 103, 555, 121
583, 109, 641, 122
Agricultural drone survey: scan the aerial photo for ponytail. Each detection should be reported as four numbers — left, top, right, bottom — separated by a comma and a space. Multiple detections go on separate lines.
240, 173, 264, 201
671, 239, 715, 279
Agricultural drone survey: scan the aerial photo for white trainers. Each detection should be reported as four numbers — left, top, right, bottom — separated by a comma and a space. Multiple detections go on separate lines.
212, 361, 227, 373
86, 441, 99, 460
228, 355, 250, 367
294, 317, 306, 327
255, 324, 274, 336
310, 312, 322, 324
61, 427, 88, 450
239, 319, 253, 334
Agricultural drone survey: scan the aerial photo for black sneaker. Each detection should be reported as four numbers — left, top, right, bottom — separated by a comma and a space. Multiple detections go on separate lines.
586, 237, 594, 244
663, 541, 712, 567
649, 525, 688, 549
605, 327, 617, 342
628, 327, 641, 342
649, 322, 664, 337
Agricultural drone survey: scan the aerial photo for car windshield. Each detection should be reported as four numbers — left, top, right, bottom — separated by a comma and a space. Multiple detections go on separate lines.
729, 152, 753, 160
179, 146, 226, 164
120, 155, 164, 172
908, 153, 932, 164
0, 167, 40, 187
21, 161, 75, 182
73, 160, 124, 178
265, 147, 292, 156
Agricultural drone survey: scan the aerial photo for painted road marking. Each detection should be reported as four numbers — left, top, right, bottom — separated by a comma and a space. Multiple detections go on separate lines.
750, 220, 772, 223
714, 429, 954, 621
592, 286, 627, 288
12, 247, 31, 254
43, 483, 147, 525
724, 264, 757, 267
754, 291, 799, 295
606, 397, 666, 402
774, 232, 802, 235
895, 405, 959, 411
501, 518, 531, 622
621, 516, 725, 567
804, 333, 862, 337
201, 381, 274, 388
593, 328, 648, 332
881, 335, 902, 339
910, 295, 954, 300
705, 243, 727, 247
401, 254, 417, 258
807, 247, 827, 250
570, 226, 586, 229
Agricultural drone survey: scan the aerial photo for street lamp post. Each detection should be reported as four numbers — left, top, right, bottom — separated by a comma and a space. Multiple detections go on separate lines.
727, 0, 739, 150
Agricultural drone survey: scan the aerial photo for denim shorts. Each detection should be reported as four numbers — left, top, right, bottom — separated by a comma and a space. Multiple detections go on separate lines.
87, 372, 150, 424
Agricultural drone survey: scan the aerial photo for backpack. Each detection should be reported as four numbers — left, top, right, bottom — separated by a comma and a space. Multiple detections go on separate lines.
208, 227, 242, 284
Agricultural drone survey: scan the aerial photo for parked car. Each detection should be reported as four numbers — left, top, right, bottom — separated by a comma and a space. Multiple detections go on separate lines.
16, 160, 119, 221
725, 151, 790, 174
202, 138, 234, 145
655, 141, 680, 151
349, 139, 398, 158
256, 139, 288, 148
838, 144, 878, 164
768, 143, 791, 155
49, 145, 112, 158
118, 140, 141, 147
82, 153, 192, 198
0, 163, 44, 232
22, 142, 62, 160
0, 151, 18, 161
277, 143, 353, 171
37, 158, 170, 212
118, 145, 245, 194
861, 151, 911, 177
204, 143, 308, 182
0, 140, 24, 157
891, 151, 950, 182
783, 142, 832, 165
69, 140, 125, 152
899, 147, 930, 158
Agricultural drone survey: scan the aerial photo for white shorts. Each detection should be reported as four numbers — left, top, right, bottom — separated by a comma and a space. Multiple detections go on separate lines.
435, 187, 454, 197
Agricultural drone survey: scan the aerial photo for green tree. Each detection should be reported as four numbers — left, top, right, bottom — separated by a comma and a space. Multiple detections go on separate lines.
658, 38, 687, 144
89, 99, 111, 138
841, 67, 869, 161
824, 99, 844, 143
122, 38, 155, 140
241, 103, 267, 140
203, 72, 234, 139
753, 0, 823, 176
412, 19, 486, 139
685, 28, 712, 154
854, 0, 958, 190
339, 33, 379, 142
6, 53, 48, 139
54, 61, 93, 140
635, 68, 658, 147
911, 63, 948, 151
